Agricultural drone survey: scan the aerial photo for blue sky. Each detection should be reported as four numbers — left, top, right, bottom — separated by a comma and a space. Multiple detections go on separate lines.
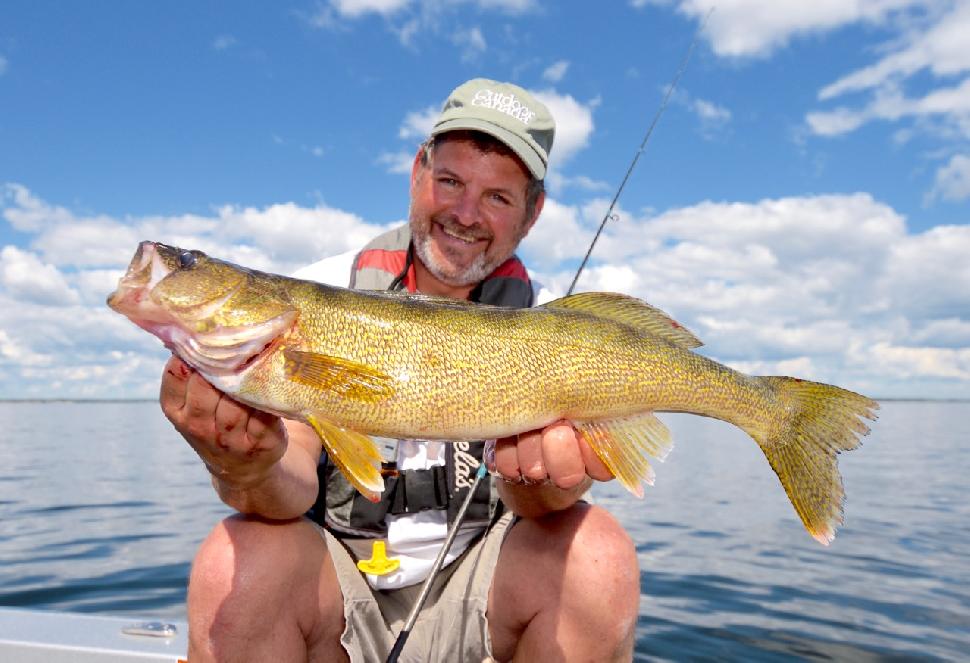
1, 0, 968, 400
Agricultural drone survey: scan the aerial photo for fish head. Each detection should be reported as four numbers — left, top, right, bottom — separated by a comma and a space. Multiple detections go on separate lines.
108, 241, 297, 376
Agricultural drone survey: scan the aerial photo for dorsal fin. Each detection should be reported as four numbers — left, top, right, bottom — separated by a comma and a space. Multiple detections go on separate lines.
541, 292, 702, 349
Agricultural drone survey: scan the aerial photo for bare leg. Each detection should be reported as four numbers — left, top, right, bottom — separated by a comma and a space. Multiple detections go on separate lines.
187, 515, 348, 663
487, 504, 640, 662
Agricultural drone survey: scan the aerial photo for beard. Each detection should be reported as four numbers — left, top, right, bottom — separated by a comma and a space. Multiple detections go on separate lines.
412, 212, 523, 288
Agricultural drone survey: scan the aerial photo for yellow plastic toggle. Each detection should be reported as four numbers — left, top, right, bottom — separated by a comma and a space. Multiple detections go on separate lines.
356, 540, 400, 576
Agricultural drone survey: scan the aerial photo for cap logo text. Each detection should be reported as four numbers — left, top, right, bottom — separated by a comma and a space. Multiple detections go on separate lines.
471, 89, 535, 125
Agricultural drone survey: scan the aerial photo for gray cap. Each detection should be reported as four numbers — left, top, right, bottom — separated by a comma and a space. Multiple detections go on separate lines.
431, 78, 555, 180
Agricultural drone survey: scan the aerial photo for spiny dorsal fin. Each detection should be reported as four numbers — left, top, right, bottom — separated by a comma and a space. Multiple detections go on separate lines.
306, 413, 384, 502
541, 292, 702, 349
283, 349, 395, 402
573, 412, 674, 498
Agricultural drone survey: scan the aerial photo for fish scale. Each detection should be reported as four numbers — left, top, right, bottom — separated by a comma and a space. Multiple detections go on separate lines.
108, 241, 878, 545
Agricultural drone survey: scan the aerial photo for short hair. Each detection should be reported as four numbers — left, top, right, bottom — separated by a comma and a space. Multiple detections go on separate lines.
418, 130, 545, 221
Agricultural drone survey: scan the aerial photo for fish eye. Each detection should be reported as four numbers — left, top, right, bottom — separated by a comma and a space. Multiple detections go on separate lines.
178, 250, 197, 269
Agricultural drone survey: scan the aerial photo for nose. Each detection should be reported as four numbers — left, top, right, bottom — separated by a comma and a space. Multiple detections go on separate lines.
450, 189, 482, 227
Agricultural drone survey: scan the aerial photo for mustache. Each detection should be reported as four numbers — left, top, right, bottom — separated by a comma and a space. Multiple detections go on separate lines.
431, 215, 491, 242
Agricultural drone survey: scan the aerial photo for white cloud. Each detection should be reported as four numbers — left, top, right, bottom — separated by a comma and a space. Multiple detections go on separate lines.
807, 77, 970, 137
452, 26, 487, 62
0, 246, 80, 306
330, 0, 413, 18
523, 190, 970, 397
398, 105, 439, 140
661, 0, 924, 59
543, 60, 570, 83
212, 35, 237, 51
0, 55, 7, 76
927, 153, 970, 202
377, 150, 417, 174
532, 89, 596, 167
819, 2, 970, 99
2, 185, 968, 399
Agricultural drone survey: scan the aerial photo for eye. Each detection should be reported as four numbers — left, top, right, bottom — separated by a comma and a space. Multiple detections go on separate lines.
178, 250, 197, 269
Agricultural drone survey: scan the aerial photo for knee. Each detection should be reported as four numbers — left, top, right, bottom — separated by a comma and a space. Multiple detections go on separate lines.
565, 505, 639, 597
188, 515, 318, 617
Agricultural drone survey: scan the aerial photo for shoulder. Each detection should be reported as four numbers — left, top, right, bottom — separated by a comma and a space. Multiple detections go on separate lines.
291, 249, 358, 287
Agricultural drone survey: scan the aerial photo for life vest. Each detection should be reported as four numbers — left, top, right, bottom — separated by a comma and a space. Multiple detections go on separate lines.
308, 224, 536, 537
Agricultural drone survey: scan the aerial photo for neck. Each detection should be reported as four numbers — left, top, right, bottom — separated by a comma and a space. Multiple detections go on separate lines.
413, 257, 475, 300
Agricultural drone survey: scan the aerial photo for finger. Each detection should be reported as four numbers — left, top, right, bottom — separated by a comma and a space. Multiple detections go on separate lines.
541, 422, 586, 490
577, 433, 615, 482
159, 355, 192, 416
212, 393, 253, 452
246, 409, 287, 457
179, 371, 223, 443
516, 429, 546, 482
493, 436, 521, 480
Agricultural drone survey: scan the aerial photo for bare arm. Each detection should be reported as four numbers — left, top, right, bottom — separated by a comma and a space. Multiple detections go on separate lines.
159, 356, 321, 520
492, 421, 614, 519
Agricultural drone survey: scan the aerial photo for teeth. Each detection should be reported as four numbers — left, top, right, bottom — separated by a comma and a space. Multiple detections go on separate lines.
441, 225, 478, 244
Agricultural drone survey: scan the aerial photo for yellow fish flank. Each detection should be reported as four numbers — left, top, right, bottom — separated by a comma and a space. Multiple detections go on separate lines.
108, 241, 878, 545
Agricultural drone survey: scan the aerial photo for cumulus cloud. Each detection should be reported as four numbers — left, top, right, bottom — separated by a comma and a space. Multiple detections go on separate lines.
818, 1, 970, 100
0, 246, 80, 306
2, 184, 967, 399
542, 60, 570, 83
329, 0, 413, 19
926, 153, 970, 202
0, 185, 404, 399
793, 1, 970, 202
522, 190, 968, 396
807, 77, 970, 137
650, 0, 924, 59
532, 89, 597, 167
398, 105, 439, 140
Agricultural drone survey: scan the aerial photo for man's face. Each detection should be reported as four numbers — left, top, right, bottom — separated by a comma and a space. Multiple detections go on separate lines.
409, 137, 542, 288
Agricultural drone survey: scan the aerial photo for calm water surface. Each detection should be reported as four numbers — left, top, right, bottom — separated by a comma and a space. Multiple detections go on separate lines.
0, 400, 967, 661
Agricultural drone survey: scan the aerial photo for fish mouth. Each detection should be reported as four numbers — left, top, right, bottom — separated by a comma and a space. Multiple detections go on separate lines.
107, 241, 296, 377
106, 241, 176, 314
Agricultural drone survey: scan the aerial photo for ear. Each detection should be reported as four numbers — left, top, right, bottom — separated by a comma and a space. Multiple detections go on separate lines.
521, 190, 545, 237
410, 146, 427, 196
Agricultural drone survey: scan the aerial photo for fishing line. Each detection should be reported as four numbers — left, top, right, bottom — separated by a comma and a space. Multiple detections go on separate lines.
567, 7, 711, 296
386, 13, 711, 662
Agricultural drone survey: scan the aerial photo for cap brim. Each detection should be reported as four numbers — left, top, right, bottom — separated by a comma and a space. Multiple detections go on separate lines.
432, 117, 546, 180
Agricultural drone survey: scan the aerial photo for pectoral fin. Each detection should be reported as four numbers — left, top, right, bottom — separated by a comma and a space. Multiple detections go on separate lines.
306, 414, 384, 502
283, 349, 395, 403
574, 413, 673, 498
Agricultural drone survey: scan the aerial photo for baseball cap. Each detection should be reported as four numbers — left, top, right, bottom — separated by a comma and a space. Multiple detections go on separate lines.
431, 78, 555, 180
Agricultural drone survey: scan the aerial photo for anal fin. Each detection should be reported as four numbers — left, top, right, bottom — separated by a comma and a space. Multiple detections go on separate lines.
306, 413, 384, 502
574, 412, 673, 498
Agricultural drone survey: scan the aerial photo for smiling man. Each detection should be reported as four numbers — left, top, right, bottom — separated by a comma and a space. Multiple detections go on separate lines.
161, 78, 640, 662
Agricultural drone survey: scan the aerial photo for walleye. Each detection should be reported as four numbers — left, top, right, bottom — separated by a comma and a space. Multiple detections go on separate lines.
108, 241, 878, 544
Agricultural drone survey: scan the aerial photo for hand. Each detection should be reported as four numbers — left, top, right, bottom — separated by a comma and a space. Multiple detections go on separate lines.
159, 355, 287, 488
490, 420, 614, 491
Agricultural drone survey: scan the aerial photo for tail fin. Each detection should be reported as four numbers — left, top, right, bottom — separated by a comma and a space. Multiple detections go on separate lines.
754, 377, 878, 545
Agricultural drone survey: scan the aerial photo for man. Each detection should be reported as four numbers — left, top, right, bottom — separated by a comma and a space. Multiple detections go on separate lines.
160, 78, 639, 662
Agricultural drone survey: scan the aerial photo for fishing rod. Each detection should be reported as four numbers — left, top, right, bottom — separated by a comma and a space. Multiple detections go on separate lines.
386, 15, 710, 663
567, 10, 709, 296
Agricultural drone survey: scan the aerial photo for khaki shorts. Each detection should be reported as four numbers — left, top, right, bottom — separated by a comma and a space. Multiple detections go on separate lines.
316, 511, 515, 663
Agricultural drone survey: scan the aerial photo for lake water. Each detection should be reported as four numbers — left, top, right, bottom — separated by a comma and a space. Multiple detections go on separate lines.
0, 400, 967, 661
